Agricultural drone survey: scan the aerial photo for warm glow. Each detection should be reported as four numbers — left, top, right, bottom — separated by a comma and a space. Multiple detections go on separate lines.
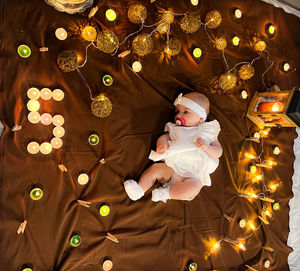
234, 9, 242, 18
39, 142, 52, 154
40, 113, 52, 125
28, 111, 41, 124
193, 48, 202, 58
210, 241, 220, 253
81, 26, 97, 41
263, 209, 272, 218
241, 90, 248, 99
191, 0, 198, 5
253, 132, 260, 139
53, 127, 65, 138
248, 221, 256, 230
27, 142, 40, 154
103, 259, 113, 271
252, 175, 262, 182
52, 115, 64, 126
55, 27, 67, 40
239, 219, 246, 228
273, 146, 280, 155
283, 62, 290, 72
232, 36, 240, 46
268, 183, 279, 192
268, 25, 275, 35
247, 192, 258, 198
237, 242, 246, 251
254, 40, 266, 52
27, 100, 40, 112
51, 137, 63, 149
258, 215, 269, 225
27, 88, 40, 100
250, 165, 257, 174
132, 61, 142, 72
106, 9, 117, 21
78, 173, 89, 185
52, 89, 64, 101
259, 128, 270, 137
271, 102, 280, 111
40, 88, 52, 100
245, 153, 256, 159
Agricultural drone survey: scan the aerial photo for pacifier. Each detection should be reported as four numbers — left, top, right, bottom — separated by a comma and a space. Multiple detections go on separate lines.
175, 117, 186, 126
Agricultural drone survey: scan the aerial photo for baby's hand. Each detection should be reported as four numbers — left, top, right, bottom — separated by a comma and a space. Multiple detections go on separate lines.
156, 143, 169, 154
195, 137, 209, 152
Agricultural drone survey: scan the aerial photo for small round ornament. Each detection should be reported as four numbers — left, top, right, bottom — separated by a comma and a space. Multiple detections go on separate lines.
27, 88, 40, 100
17, 44, 31, 58
218, 72, 237, 90
239, 64, 255, 80
164, 37, 181, 56
216, 38, 227, 50
88, 134, 99, 145
99, 204, 110, 216
180, 13, 201, 33
102, 74, 113, 86
70, 235, 81, 247
157, 23, 169, 34
91, 95, 112, 118
96, 31, 119, 54
132, 34, 153, 56
102, 259, 113, 271
161, 11, 174, 24
78, 173, 89, 185
27, 100, 40, 112
193, 48, 202, 58
52, 89, 64, 101
30, 188, 43, 200
57, 50, 78, 72
205, 10, 222, 29
273, 202, 280, 211
128, 3, 147, 24
254, 40, 266, 52
81, 26, 97, 41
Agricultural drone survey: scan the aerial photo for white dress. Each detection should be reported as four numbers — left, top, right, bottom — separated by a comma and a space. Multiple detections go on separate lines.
149, 120, 221, 187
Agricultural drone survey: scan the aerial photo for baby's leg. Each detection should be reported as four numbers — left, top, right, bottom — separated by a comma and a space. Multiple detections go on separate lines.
138, 163, 172, 192
169, 178, 203, 200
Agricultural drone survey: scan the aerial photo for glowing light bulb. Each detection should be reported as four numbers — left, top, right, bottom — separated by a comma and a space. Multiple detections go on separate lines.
102, 260, 113, 271
250, 165, 257, 174
52, 89, 64, 101
248, 221, 256, 230
239, 219, 246, 228
264, 260, 271, 269
28, 111, 41, 124
40, 88, 52, 100
27, 142, 40, 154
237, 243, 246, 251
27, 88, 40, 100
232, 36, 240, 46
245, 153, 256, 159
210, 242, 220, 253
269, 183, 279, 192
247, 192, 258, 198
51, 137, 63, 149
27, 100, 40, 112
40, 113, 52, 125
191, 0, 198, 5
252, 175, 262, 182
264, 210, 272, 217
254, 132, 260, 139
81, 26, 97, 41
273, 146, 280, 155
52, 115, 64, 126
53, 127, 65, 138
283, 62, 290, 72
240, 89, 248, 99
106, 9, 117, 21
268, 24, 275, 35
39, 142, 52, 154
132, 61, 142, 72
273, 202, 280, 210
77, 173, 89, 185
55, 27, 67, 40
259, 128, 270, 137
193, 48, 202, 58
234, 8, 242, 18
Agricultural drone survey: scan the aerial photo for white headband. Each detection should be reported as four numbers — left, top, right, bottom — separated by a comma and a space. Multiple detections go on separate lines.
174, 93, 207, 121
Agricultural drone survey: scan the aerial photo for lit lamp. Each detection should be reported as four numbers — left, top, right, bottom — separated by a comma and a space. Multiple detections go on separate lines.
234, 8, 242, 19
232, 36, 240, 46
27, 100, 40, 112
265, 23, 275, 37
132, 61, 142, 72
281, 62, 290, 73
27, 88, 40, 100
247, 88, 300, 128
28, 112, 40, 124
52, 89, 64, 101
193, 48, 202, 58
106, 9, 117, 21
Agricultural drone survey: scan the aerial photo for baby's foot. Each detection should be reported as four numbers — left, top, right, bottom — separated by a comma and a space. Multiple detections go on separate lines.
124, 180, 144, 201
151, 187, 170, 203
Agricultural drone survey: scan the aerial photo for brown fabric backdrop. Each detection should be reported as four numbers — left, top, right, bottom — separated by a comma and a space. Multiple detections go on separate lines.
0, 0, 300, 270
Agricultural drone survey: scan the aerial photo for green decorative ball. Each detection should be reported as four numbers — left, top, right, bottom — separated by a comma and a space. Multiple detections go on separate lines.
88, 134, 99, 145
99, 205, 110, 216
30, 188, 43, 200
102, 74, 113, 86
273, 202, 280, 211
70, 235, 81, 247
189, 262, 197, 271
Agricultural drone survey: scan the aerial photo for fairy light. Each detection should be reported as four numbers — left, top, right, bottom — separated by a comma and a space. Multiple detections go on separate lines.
273, 146, 280, 155
239, 219, 247, 228
245, 153, 256, 159
268, 183, 280, 192
259, 128, 270, 137
232, 36, 240, 46
240, 89, 248, 99
282, 62, 290, 72
250, 165, 257, 174
234, 8, 242, 19
237, 242, 246, 251
248, 221, 256, 230
106, 9, 117, 21
210, 241, 220, 253
191, 0, 199, 6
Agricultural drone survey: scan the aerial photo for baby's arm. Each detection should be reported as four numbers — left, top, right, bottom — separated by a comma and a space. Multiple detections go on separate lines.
196, 138, 223, 159
156, 133, 171, 154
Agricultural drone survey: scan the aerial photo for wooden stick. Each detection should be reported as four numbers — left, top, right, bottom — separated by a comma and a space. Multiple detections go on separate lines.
245, 265, 258, 271
106, 232, 119, 243
17, 220, 27, 234
88, 6, 98, 19
263, 246, 274, 252
77, 200, 91, 208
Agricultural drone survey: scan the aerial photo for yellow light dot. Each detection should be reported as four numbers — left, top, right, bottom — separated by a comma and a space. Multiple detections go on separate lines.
250, 166, 257, 174
239, 219, 246, 228
238, 243, 246, 251
273, 146, 280, 155
81, 26, 97, 41
283, 62, 290, 72
193, 48, 202, 58
27, 88, 40, 100
240, 90, 248, 99
132, 61, 142, 72
28, 111, 41, 124
245, 153, 256, 159
53, 127, 65, 138
27, 100, 40, 112
253, 132, 260, 139
234, 9, 242, 18
248, 221, 256, 230
210, 242, 220, 253
106, 9, 117, 21
254, 40, 266, 52
232, 36, 240, 46
40, 142, 52, 155
52, 89, 64, 101
78, 173, 89, 185
268, 25, 275, 35
191, 0, 198, 5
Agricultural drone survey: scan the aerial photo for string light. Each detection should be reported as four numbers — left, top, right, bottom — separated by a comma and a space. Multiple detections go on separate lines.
193, 48, 202, 58
232, 36, 240, 46
106, 9, 117, 21
250, 165, 257, 174
273, 146, 280, 155
240, 89, 248, 99
27, 100, 40, 112
239, 219, 247, 228
210, 241, 220, 253
245, 153, 256, 159
248, 221, 256, 230
265, 23, 275, 37
234, 8, 242, 19
191, 0, 198, 6
132, 61, 142, 72
282, 62, 290, 72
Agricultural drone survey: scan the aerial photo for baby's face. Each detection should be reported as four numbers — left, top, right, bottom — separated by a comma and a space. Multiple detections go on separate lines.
175, 104, 203, 127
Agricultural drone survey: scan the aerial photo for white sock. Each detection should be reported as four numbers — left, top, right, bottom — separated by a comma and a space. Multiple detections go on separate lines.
152, 187, 170, 203
124, 180, 144, 201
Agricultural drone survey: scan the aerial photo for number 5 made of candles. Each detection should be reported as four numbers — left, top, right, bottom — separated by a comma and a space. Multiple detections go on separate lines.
26, 87, 65, 155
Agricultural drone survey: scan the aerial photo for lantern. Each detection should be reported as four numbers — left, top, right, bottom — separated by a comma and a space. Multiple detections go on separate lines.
218, 72, 237, 90
205, 10, 222, 29
180, 13, 201, 33
91, 94, 113, 118
128, 3, 147, 24
164, 37, 181, 56
247, 88, 300, 128
216, 38, 227, 50
57, 50, 78, 72
132, 34, 153, 56
96, 31, 119, 54
239, 64, 255, 80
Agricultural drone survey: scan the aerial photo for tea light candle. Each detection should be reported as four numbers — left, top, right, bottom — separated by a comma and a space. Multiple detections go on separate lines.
264, 259, 271, 268
102, 75, 113, 86
40, 88, 52, 100
55, 27, 67, 40
27, 88, 40, 100
28, 111, 41, 124
70, 235, 81, 247
99, 205, 110, 216
27, 100, 40, 112
193, 48, 202, 58
40, 113, 52, 125
17, 44, 31, 58
51, 137, 63, 149
103, 260, 113, 271
132, 61, 142, 72
189, 262, 197, 271
240, 89, 248, 99
30, 188, 43, 200
106, 9, 117, 21
78, 173, 89, 185
53, 127, 65, 138
234, 8, 242, 18
40, 142, 52, 154
27, 142, 40, 154
52, 89, 64, 101
89, 134, 99, 145
52, 115, 64, 126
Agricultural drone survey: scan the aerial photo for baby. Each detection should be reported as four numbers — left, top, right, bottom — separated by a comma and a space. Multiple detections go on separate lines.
124, 92, 223, 203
